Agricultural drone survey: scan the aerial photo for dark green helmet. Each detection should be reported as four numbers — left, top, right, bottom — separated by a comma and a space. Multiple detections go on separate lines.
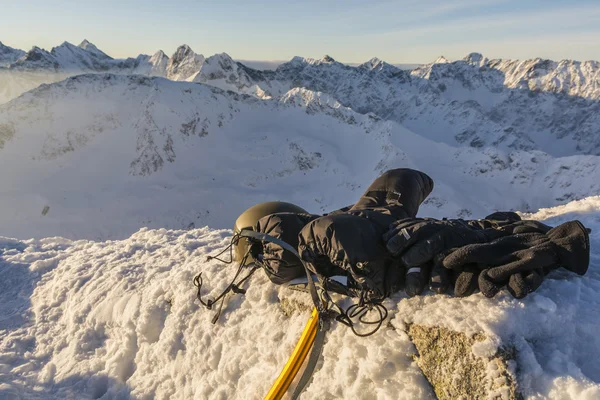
233, 201, 308, 264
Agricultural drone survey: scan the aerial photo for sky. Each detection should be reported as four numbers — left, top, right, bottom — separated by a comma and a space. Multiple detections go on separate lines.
1, 0, 599, 64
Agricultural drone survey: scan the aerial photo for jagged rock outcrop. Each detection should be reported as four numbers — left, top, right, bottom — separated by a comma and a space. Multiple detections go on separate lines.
165, 44, 205, 81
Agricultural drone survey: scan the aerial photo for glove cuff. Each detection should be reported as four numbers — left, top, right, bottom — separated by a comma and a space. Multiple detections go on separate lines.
547, 220, 590, 275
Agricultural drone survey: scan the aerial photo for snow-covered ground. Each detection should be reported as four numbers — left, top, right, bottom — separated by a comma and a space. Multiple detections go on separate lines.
0, 197, 598, 399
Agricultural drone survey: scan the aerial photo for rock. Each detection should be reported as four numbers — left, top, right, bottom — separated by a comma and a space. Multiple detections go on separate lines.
408, 324, 522, 400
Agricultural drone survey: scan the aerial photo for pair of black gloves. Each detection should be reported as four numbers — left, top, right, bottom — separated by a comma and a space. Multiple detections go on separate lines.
383, 212, 590, 299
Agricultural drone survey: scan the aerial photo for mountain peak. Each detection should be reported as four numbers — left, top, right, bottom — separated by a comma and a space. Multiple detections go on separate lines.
464, 52, 484, 64
434, 55, 450, 64
321, 55, 335, 63
359, 57, 399, 73
166, 45, 205, 81
77, 39, 112, 59
0, 41, 26, 67
173, 44, 194, 58
56, 41, 77, 50
152, 50, 167, 59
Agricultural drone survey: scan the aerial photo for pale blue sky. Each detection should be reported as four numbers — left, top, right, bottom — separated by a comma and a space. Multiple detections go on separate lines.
1, 0, 599, 63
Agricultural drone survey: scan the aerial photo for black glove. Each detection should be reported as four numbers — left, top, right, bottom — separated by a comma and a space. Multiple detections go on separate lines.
383, 217, 509, 296
443, 220, 590, 298
383, 213, 555, 297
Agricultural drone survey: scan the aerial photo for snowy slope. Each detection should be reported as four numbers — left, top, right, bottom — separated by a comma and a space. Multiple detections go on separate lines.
0, 197, 598, 399
1, 74, 599, 240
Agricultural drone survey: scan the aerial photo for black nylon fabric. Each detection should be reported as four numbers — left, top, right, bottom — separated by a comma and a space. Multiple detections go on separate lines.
298, 168, 434, 301
254, 212, 320, 284
351, 168, 434, 218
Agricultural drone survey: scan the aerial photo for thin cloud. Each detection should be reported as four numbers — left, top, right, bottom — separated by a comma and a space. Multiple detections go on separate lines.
365, 4, 600, 40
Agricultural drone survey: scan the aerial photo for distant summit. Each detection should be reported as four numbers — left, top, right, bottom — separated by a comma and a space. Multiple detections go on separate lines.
78, 39, 112, 59
0, 41, 26, 67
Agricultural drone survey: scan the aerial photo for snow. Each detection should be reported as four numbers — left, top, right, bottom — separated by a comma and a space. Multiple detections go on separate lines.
0, 197, 598, 399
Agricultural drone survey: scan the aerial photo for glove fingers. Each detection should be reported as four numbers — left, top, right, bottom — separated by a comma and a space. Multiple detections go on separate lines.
442, 241, 503, 270
524, 269, 544, 292
507, 270, 544, 299
478, 269, 502, 298
454, 265, 480, 297
442, 235, 539, 270
486, 250, 556, 282
429, 253, 451, 294
405, 262, 432, 297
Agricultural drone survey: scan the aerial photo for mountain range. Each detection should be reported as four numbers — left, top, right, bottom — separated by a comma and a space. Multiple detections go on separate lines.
2, 40, 600, 156
0, 39, 599, 239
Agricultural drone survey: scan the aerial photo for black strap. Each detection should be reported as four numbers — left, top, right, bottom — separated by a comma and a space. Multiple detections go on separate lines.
239, 230, 325, 314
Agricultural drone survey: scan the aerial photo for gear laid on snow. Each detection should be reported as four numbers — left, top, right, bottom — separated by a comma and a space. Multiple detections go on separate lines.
383, 209, 590, 298
383, 213, 521, 296
255, 212, 320, 284
233, 201, 309, 264
297, 168, 434, 303
194, 167, 592, 400
443, 220, 590, 298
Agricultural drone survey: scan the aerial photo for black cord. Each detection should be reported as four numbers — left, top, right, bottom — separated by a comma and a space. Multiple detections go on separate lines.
343, 303, 388, 337
194, 240, 257, 324
205, 232, 242, 264
322, 289, 388, 337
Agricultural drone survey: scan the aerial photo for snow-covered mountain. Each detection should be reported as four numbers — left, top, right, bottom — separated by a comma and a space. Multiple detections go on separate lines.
0, 74, 599, 240
6, 40, 167, 75
231, 54, 600, 156
413, 52, 600, 100
0, 41, 25, 67
2, 41, 600, 156
165, 44, 205, 81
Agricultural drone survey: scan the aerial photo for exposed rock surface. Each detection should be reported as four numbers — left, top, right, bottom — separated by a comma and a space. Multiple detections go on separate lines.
408, 324, 521, 400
